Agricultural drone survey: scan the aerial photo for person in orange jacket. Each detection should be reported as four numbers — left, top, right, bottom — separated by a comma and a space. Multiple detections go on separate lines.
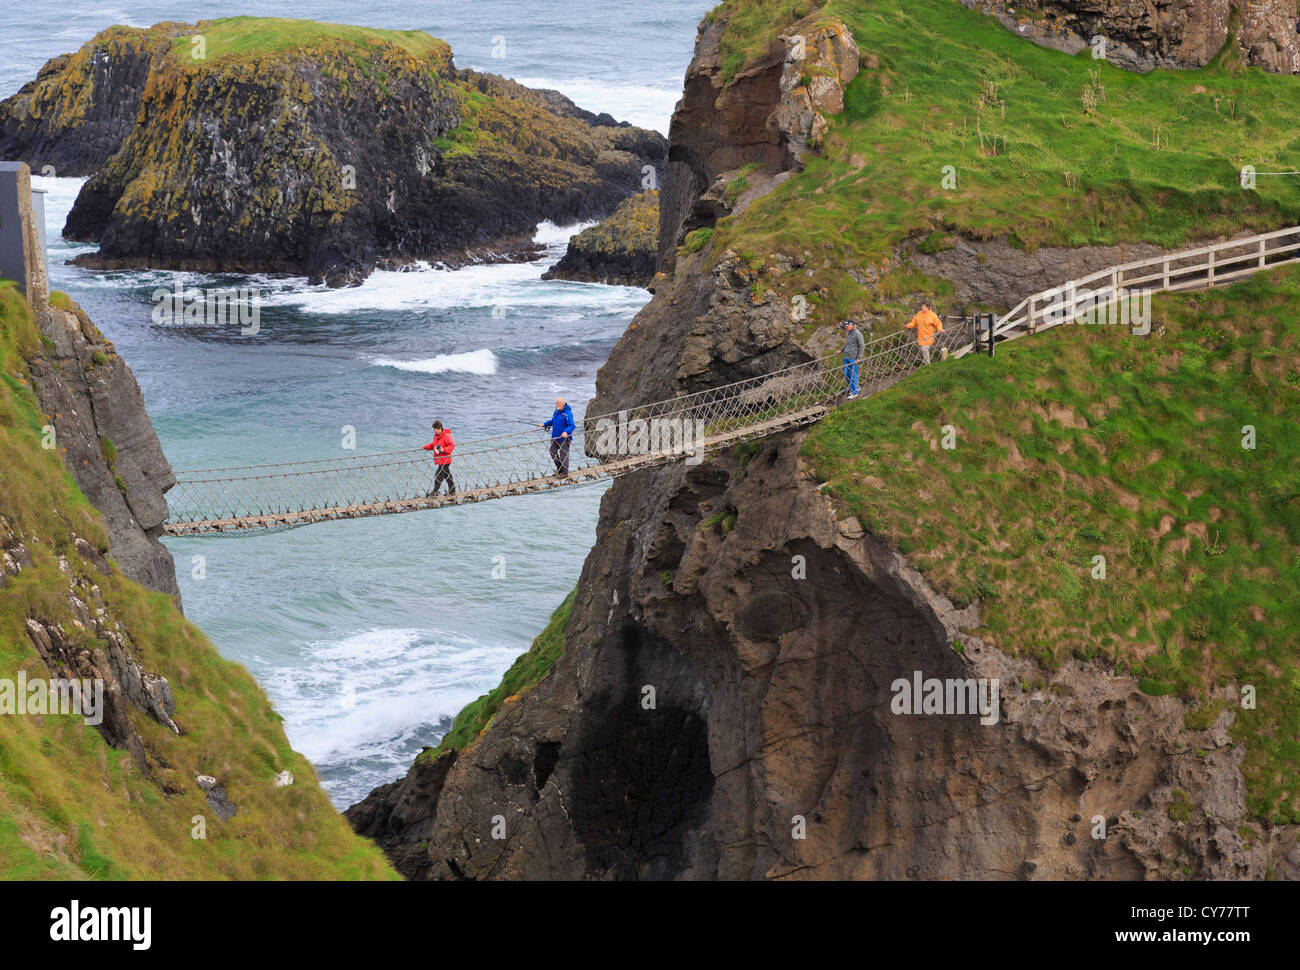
906, 301, 944, 364
422, 420, 456, 497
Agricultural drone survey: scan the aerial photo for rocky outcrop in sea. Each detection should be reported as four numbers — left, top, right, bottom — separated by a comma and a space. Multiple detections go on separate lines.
0, 20, 667, 285
543, 190, 659, 287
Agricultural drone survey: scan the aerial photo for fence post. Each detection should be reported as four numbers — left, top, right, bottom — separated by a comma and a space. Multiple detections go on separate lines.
1208, 249, 1215, 286
1027, 296, 1036, 334
1259, 238, 1267, 269
974, 313, 995, 357
1163, 258, 1170, 290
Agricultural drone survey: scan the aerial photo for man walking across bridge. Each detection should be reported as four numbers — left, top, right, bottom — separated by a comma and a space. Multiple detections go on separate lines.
842, 320, 865, 399
539, 397, 575, 478
906, 301, 944, 365
422, 420, 456, 497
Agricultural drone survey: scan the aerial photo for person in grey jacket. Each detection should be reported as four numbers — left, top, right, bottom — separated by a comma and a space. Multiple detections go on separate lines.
842, 320, 865, 399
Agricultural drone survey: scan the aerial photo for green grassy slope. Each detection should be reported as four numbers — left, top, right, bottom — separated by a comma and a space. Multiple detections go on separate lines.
421, 0, 1300, 825
417, 591, 575, 765
803, 268, 1300, 823
707, 0, 1300, 323
0, 283, 398, 879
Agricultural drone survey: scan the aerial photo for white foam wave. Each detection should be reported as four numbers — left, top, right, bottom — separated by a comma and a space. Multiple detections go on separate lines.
369, 349, 498, 375
33, 173, 647, 307
31, 175, 87, 246
258, 249, 648, 315
258, 626, 523, 766
535, 219, 595, 248
509, 75, 680, 134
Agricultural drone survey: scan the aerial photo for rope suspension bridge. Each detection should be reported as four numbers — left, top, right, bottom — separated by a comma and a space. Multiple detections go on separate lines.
163, 226, 1300, 537
165, 324, 972, 535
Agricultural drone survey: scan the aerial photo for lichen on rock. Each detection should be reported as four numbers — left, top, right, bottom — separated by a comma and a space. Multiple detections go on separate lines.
960, 0, 1300, 74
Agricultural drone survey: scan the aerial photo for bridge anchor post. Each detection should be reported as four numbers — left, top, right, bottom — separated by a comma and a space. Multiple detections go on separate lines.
976, 312, 996, 358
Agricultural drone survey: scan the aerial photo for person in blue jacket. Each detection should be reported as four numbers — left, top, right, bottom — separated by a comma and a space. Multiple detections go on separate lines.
538, 396, 575, 477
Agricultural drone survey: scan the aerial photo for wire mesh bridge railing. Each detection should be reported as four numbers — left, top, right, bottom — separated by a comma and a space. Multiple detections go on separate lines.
163, 324, 973, 535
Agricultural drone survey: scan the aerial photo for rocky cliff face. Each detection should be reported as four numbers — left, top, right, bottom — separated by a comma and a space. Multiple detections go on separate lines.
29, 299, 181, 603
1, 20, 666, 285
0, 274, 395, 876
961, 0, 1300, 74
352, 427, 1300, 879
658, 17, 860, 271
0, 286, 179, 788
0, 25, 180, 176
10, 541, 180, 774
0, 160, 179, 602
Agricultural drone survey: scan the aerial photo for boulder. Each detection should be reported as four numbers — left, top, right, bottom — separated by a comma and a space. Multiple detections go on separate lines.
543, 190, 660, 287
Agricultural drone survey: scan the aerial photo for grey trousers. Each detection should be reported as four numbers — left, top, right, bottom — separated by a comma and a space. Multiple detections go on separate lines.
550, 437, 570, 475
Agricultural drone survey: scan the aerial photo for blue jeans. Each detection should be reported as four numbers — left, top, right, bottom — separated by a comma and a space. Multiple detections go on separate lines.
842, 358, 860, 396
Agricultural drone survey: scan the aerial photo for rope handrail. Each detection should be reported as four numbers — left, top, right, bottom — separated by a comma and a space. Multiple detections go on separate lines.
166, 325, 963, 532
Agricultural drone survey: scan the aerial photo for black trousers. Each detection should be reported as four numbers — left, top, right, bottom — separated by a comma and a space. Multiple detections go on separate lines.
549, 437, 570, 475
430, 464, 455, 495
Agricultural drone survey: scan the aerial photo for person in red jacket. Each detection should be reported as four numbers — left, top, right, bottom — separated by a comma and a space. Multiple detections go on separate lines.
422, 420, 456, 497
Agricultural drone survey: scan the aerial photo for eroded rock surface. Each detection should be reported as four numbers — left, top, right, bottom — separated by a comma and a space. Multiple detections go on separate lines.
544, 190, 660, 287
658, 17, 861, 270
961, 0, 1300, 74
4, 521, 180, 773
353, 430, 1299, 879
28, 301, 180, 603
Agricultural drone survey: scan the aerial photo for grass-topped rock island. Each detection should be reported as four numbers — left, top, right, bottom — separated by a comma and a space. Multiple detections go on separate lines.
0, 17, 666, 285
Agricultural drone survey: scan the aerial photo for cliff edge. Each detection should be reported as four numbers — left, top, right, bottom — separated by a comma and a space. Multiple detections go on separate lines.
0, 278, 396, 877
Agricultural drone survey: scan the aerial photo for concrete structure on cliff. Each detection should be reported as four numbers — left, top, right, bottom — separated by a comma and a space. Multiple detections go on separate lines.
0, 161, 49, 308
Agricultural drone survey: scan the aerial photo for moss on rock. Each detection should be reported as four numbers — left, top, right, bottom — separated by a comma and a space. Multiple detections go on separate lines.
544, 190, 660, 286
